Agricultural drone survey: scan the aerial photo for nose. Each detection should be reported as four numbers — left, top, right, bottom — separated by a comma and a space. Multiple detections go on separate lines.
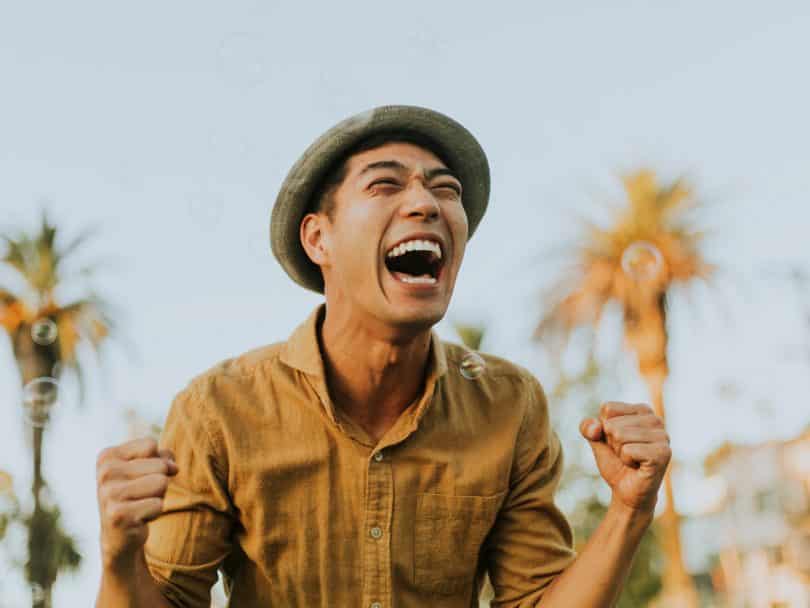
401, 182, 440, 221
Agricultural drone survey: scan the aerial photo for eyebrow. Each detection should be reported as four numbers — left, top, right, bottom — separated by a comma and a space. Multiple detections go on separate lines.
357, 160, 461, 184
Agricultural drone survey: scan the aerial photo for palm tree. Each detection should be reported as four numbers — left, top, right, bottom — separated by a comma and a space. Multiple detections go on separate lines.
0, 211, 119, 608
533, 170, 714, 607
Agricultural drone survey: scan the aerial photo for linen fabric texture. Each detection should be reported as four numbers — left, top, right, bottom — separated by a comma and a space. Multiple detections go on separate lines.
144, 304, 576, 607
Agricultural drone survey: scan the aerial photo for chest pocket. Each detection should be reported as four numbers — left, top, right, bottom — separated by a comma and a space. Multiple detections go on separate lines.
413, 490, 507, 595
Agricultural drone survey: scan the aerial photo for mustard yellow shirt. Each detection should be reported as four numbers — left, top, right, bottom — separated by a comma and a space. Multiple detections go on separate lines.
144, 303, 576, 607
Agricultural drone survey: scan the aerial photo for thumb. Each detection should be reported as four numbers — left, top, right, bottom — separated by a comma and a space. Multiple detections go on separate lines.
580, 418, 618, 469
580, 418, 603, 442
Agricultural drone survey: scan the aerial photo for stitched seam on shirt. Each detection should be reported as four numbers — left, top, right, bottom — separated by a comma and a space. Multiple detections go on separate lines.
145, 548, 229, 572
182, 378, 236, 519
185, 377, 228, 481
511, 372, 539, 489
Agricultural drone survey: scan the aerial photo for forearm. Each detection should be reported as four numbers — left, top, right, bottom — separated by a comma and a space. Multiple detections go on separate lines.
537, 498, 654, 608
96, 550, 175, 608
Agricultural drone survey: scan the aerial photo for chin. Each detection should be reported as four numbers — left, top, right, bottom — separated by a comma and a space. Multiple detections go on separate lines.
392, 304, 446, 332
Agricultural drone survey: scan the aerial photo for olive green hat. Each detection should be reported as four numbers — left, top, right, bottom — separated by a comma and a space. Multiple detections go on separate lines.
270, 104, 490, 294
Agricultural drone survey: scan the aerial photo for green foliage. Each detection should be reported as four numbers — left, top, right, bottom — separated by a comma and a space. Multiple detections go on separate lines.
23, 502, 82, 589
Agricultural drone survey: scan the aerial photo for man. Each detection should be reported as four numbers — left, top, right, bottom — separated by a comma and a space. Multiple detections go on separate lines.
95, 105, 672, 607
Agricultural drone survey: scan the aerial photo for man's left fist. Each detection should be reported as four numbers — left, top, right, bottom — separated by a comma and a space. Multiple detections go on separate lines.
580, 402, 671, 514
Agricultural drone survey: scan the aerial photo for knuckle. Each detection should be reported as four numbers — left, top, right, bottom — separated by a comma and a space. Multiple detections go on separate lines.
96, 447, 114, 469
97, 462, 115, 484
143, 437, 158, 452
98, 482, 115, 504
106, 503, 127, 527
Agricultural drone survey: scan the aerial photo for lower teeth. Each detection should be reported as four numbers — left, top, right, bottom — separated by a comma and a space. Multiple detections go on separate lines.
400, 274, 436, 284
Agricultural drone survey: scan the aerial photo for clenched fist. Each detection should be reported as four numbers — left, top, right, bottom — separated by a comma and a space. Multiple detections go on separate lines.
96, 437, 178, 569
580, 401, 671, 514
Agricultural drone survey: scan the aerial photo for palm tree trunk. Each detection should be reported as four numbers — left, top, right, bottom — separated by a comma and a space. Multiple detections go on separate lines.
31, 425, 51, 608
14, 323, 56, 608
628, 292, 699, 608
645, 371, 699, 608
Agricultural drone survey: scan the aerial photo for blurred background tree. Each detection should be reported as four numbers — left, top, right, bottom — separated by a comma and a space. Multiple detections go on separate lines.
533, 169, 714, 607
0, 212, 120, 608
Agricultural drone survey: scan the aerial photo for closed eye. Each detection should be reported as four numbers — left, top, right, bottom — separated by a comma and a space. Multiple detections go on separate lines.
370, 179, 400, 188
434, 184, 461, 195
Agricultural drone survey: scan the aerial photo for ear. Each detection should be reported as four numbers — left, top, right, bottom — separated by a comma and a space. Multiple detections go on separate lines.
300, 212, 330, 267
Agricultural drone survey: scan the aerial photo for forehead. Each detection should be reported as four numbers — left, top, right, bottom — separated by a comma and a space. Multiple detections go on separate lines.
344, 141, 447, 176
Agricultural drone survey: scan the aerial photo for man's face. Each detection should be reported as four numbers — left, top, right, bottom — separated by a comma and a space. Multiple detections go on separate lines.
304, 141, 468, 332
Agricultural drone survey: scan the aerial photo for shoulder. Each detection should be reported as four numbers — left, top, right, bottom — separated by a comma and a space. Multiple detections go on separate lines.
439, 339, 549, 420
168, 340, 289, 429
187, 341, 287, 389
441, 340, 531, 379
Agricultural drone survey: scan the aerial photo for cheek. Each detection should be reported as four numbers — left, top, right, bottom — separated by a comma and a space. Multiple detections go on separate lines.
449, 205, 469, 248
336, 205, 381, 252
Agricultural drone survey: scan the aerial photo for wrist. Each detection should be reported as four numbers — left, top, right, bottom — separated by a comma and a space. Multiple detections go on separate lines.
608, 496, 656, 528
101, 545, 143, 576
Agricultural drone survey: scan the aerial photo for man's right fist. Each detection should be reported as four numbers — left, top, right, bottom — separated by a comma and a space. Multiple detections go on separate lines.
96, 437, 178, 569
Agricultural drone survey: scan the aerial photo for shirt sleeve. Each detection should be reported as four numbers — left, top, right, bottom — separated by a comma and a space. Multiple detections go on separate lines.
143, 380, 236, 608
483, 373, 577, 607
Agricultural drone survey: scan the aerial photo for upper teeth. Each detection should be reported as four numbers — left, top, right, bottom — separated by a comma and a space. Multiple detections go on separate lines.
386, 239, 442, 259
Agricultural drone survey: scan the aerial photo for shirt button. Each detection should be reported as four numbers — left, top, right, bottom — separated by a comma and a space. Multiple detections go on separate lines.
373, 451, 384, 462
370, 526, 383, 539
370, 603, 382, 608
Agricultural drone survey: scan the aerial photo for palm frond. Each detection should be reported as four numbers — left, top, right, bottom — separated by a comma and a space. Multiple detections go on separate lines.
534, 170, 714, 367
0, 289, 30, 334
58, 222, 102, 262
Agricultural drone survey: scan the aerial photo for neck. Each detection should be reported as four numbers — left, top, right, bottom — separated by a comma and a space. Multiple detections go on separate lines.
318, 305, 432, 429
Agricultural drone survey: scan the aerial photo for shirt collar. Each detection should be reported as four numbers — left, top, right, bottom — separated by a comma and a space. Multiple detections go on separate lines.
280, 302, 449, 382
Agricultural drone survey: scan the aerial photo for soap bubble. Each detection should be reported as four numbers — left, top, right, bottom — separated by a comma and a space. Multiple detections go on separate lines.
459, 351, 486, 380
621, 241, 663, 281
22, 377, 59, 428
31, 318, 58, 345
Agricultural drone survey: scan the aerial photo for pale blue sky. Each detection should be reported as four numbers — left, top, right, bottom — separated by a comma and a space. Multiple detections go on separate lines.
1, 1, 809, 604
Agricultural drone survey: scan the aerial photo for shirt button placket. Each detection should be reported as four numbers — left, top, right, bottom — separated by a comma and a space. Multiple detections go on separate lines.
365, 445, 392, 607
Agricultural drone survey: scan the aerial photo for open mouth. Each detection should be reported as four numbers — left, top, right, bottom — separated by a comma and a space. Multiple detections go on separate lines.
384, 239, 445, 287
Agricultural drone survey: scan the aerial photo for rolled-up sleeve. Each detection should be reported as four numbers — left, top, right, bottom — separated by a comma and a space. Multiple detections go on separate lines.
484, 374, 577, 607
144, 381, 236, 608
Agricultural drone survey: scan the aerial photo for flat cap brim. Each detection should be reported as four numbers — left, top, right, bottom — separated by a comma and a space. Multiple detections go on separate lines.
270, 105, 490, 294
